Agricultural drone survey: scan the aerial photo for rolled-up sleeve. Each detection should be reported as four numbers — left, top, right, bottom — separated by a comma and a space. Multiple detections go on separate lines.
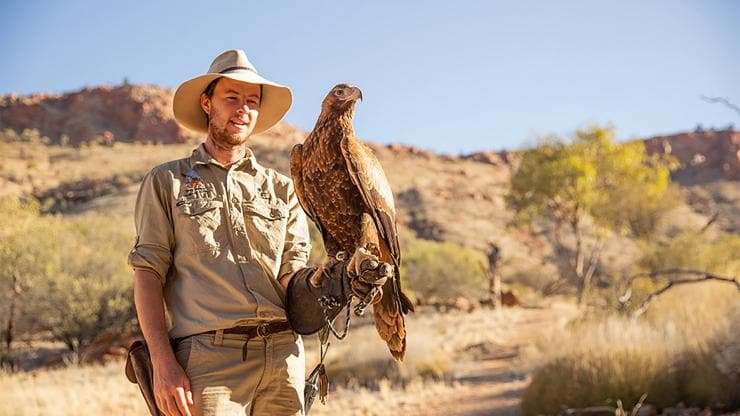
278, 182, 311, 279
128, 168, 174, 285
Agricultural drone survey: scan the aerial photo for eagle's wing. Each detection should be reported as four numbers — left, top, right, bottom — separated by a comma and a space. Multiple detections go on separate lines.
339, 138, 400, 265
340, 136, 413, 361
290, 141, 329, 245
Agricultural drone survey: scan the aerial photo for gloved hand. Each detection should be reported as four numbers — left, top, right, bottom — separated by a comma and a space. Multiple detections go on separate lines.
285, 250, 393, 335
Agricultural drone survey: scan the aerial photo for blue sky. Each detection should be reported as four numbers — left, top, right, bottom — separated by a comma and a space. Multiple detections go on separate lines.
2, 1, 738, 154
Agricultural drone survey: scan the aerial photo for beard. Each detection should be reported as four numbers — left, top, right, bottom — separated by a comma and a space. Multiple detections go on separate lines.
208, 108, 250, 146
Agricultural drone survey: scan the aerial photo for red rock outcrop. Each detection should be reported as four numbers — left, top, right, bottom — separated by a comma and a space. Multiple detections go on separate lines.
0, 85, 193, 144
644, 128, 740, 184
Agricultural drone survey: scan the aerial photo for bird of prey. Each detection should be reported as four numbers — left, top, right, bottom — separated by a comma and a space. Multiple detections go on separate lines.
290, 84, 414, 361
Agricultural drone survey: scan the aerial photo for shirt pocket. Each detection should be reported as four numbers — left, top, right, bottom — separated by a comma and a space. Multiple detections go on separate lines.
242, 199, 288, 255
176, 198, 224, 256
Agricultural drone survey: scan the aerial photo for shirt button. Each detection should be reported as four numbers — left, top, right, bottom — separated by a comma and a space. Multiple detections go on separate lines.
231, 197, 239, 204
237, 255, 248, 263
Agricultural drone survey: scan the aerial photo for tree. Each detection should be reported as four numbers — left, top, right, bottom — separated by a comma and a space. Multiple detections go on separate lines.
0, 197, 58, 367
30, 213, 135, 358
506, 125, 677, 303
0, 196, 135, 364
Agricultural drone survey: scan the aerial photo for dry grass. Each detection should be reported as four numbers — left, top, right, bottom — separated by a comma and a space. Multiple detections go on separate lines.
0, 139, 194, 197
0, 306, 556, 415
521, 282, 740, 415
0, 360, 464, 416
0, 362, 148, 416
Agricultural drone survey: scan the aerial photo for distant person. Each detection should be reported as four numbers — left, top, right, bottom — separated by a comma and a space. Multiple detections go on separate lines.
487, 242, 502, 308
128, 49, 386, 416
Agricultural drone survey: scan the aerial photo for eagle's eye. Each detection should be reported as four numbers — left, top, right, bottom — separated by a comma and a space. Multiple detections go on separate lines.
334, 89, 343, 96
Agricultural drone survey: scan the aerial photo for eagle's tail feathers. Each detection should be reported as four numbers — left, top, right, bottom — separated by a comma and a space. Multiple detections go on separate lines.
374, 314, 394, 339
400, 291, 414, 314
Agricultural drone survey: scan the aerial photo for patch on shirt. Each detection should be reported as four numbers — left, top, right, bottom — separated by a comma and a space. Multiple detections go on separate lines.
184, 169, 206, 189
181, 169, 210, 199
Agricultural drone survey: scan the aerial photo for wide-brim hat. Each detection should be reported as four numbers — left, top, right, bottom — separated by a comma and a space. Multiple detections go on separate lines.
173, 49, 292, 135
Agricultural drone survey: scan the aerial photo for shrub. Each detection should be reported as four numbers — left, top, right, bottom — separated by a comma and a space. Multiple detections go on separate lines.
0, 196, 135, 362
30, 213, 135, 356
639, 229, 740, 277
400, 238, 488, 300
521, 283, 740, 414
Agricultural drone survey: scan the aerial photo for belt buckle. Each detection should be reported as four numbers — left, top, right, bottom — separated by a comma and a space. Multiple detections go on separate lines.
256, 323, 269, 337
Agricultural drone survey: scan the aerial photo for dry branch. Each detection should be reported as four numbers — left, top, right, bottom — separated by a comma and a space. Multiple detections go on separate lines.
701, 95, 740, 117
559, 393, 648, 416
619, 269, 739, 318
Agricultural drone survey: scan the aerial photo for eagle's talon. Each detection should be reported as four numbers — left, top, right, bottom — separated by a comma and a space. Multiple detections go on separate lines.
361, 258, 379, 271
347, 247, 377, 278
378, 263, 393, 278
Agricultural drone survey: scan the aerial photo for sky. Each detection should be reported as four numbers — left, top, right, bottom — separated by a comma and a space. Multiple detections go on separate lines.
1, 0, 739, 154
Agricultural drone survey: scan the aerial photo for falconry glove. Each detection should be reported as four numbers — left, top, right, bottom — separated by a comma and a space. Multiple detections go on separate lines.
285, 251, 390, 335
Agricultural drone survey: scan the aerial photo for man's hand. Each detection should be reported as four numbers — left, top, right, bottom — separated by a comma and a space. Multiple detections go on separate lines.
134, 270, 194, 416
153, 357, 194, 416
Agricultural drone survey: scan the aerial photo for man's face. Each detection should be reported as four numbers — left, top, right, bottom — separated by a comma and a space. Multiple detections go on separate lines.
200, 77, 261, 145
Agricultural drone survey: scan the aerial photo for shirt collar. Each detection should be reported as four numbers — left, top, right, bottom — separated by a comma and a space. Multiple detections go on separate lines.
189, 143, 261, 173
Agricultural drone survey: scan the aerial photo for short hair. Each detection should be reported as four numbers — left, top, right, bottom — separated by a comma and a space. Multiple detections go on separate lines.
203, 77, 222, 99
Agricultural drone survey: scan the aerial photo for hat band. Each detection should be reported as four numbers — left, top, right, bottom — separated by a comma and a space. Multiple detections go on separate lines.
219, 66, 255, 74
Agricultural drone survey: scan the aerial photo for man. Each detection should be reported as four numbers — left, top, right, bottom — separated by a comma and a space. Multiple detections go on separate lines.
129, 50, 384, 416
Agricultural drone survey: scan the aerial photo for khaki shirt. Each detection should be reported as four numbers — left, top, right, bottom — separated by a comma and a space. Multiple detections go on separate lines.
128, 144, 311, 339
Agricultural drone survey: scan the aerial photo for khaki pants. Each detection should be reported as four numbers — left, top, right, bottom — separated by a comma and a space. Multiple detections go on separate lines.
175, 330, 305, 416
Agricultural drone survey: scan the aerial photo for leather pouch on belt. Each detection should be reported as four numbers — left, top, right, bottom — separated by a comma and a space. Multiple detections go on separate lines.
125, 340, 163, 416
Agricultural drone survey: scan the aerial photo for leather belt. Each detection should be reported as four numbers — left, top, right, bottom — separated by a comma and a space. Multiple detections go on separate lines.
179, 321, 293, 361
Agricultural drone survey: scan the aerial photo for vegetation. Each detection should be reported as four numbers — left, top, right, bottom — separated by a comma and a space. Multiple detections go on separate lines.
521, 282, 740, 414
0, 126, 737, 414
0, 196, 135, 367
507, 125, 678, 303
400, 233, 488, 302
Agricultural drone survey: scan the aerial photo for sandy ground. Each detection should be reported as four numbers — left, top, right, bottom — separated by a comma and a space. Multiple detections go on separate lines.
410, 306, 572, 416
310, 303, 578, 416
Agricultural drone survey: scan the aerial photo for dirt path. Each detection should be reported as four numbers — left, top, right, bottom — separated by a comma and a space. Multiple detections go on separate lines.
310, 303, 577, 416
410, 305, 576, 416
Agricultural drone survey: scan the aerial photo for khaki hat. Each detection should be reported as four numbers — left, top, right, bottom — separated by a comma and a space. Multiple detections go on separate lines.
173, 49, 292, 135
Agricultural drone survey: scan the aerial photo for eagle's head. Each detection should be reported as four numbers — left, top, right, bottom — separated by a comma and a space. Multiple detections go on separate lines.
322, 83, 363, 113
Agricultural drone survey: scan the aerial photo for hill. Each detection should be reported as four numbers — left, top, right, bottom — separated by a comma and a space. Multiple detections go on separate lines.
1, 84, 738, 287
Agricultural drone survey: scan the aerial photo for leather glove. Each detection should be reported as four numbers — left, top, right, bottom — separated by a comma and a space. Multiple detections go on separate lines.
285, 251, 392, 335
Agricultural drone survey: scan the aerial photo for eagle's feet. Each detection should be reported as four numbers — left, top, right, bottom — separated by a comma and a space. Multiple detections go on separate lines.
345, 247, 392, 305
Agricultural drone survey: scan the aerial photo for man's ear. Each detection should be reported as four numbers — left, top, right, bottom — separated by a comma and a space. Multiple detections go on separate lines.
200, 93, 210, 115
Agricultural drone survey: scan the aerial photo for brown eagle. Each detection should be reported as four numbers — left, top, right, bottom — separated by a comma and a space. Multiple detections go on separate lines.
290, 84, 414, 361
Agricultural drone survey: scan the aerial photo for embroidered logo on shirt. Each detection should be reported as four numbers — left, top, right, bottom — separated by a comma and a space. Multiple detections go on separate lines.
184, 169, 206, 189
181, 169, 210, 200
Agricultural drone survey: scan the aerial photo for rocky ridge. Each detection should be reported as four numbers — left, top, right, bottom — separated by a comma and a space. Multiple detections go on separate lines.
1, 85, 738, 284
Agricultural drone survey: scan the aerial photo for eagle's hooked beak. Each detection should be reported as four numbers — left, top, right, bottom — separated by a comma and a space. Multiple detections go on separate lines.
351, 86, 363, 102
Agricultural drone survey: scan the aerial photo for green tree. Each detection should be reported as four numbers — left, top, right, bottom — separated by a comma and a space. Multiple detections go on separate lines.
0, 197, 58, 366
0, 196, 135, 364
30, 213, 135, 358
506, 126, 677, 303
